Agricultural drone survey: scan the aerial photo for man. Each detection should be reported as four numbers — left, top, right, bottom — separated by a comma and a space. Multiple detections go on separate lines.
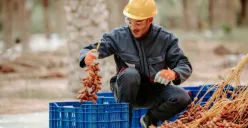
79, 0, 192, 127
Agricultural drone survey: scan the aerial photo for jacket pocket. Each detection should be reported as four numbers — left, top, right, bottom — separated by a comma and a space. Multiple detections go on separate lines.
147, 55, 166, 78
119, 52, 140, 68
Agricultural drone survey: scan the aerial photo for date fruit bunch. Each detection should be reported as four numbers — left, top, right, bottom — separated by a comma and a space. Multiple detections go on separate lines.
77, 63, 102, 104
149, 103, 205, 128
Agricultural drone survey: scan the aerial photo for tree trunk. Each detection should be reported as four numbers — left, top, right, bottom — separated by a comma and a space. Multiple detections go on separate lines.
213, 0, 240, 28
240, 0, 247, 26
2, 0, 31, 53
3, 0, 13, 50
182, 0, 198, 30
209, 0, 214, 29
54, 0, 66, 38
42, 0, 51, 39
182, 0, 188, 30
65, 0, 111, 93
23, 0, 32, 50
19, 0, 30, 51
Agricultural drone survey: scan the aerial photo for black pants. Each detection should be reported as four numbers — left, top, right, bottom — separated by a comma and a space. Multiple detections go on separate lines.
110, 68, 192, 121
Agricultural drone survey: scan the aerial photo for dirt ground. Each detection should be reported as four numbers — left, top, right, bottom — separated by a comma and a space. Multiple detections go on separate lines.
0, 98, 74, 114
0, 40, 248, 115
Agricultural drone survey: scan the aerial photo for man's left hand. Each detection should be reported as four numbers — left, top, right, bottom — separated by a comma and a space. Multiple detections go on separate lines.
154, 69, 176, 85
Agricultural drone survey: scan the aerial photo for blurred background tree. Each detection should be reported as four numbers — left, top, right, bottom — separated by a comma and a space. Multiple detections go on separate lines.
64, 0, 111, 93
2, 0, 31, 51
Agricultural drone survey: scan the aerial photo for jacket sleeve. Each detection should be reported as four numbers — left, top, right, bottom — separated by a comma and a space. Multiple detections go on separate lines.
79, 32, 118, 68
165, 34, 192, 85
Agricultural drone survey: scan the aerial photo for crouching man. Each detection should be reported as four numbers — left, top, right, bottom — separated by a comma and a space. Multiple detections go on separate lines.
79, 0, 192, 127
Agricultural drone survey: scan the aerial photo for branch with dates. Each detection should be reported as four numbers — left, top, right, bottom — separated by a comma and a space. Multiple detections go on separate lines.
77, 64, 102, 104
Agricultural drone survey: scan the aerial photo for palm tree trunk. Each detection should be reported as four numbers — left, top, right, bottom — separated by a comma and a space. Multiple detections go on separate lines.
209, 0, 214, 29
3, 0, 13, 50
42, 0, 51, 39
240, 0, 247, 26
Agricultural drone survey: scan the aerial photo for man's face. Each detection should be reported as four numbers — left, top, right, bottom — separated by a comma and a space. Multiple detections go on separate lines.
126, 17, 153, 38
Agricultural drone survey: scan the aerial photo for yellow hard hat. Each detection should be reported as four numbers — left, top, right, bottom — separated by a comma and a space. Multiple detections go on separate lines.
123, 0, 158, 20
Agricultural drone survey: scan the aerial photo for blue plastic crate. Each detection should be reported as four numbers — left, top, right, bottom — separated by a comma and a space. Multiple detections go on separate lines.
97, 92, 114, 97
182, 85, 215, 103
49, 97, 129, 128
131, 108, 147, 128
49, 85, 215, 128
95, 85, 214, 128
186, 84, 235, 103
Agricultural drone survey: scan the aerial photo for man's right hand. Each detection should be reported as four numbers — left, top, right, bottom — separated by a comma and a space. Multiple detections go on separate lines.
154, 69, 176, 86
84, 49, 99, 65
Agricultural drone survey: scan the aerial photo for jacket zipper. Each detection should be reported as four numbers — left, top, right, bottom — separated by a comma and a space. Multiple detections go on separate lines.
139, 41, 149, 77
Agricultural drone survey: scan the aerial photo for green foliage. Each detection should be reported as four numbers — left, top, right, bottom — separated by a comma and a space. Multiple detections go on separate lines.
236, 11, 242, 26
221, 24, 232, 34
0, 17, 2, 32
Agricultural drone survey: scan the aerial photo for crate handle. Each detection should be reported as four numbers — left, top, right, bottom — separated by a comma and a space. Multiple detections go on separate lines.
53, 102, 59, 107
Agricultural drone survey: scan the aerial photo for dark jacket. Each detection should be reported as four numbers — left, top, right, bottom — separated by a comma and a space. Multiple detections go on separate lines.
79, 24, 192, 85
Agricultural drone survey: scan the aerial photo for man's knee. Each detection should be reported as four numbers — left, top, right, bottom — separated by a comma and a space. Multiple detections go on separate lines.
117, 68, 141, 86
116, 68, 141, 103
169, 94, 192, 108
153, 93, 191, 121
166, 86, 192, 108
180, 90, 192, 107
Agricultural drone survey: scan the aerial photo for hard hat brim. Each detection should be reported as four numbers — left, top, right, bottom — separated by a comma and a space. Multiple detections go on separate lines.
123, 9, 157, 20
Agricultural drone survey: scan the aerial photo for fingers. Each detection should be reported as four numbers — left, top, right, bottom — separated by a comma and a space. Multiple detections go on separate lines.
161, 79, 166, 84
154, 71, 161, 82
157, 77, 163, 83
163, 79, 169, 85
91, 51, 99, 58
157, 77, 168, 85
155, 70, 170, 86
154, 69, 176, 86
92, 59, 99, 65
